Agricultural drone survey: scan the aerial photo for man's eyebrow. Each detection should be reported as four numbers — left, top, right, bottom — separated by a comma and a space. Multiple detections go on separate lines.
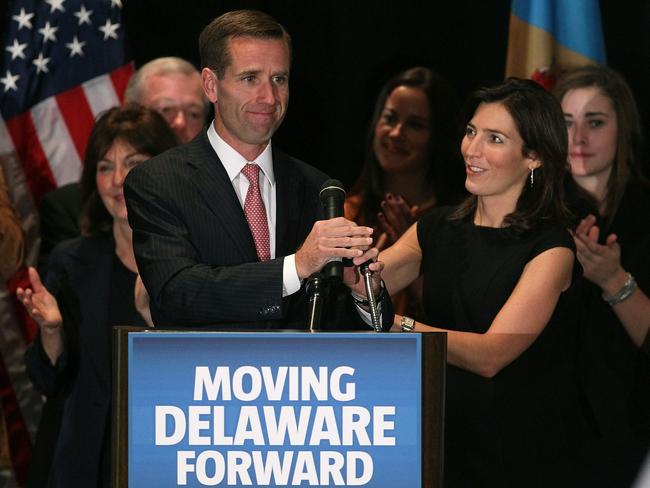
233, 69, 262, 77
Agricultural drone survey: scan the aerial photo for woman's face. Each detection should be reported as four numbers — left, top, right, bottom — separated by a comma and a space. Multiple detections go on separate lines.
96, 139, 150, 223
561, 86, 618, 181
461, 102, 538, 202
372, 86, 432, 174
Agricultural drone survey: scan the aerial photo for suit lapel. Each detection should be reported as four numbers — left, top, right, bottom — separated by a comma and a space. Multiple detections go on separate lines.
186, 134, 257, 261
273, 148, 304, 257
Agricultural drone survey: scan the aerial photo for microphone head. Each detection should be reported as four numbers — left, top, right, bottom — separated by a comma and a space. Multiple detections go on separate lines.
319, 179, 346, 282
319, 179, 346, 206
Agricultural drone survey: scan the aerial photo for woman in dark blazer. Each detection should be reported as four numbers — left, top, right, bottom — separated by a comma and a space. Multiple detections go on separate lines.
17, 105, 177, 487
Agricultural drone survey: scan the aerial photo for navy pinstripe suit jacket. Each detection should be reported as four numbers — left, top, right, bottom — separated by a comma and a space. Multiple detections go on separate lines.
124, 131, 385, 330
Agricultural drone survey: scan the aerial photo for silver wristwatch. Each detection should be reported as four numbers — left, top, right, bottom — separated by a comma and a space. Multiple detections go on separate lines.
400, 316, 415, 332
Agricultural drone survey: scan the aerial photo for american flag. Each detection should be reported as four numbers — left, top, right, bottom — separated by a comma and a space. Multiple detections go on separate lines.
0, 1, 132, 485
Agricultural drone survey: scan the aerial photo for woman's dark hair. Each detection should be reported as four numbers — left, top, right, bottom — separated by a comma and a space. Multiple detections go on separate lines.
351, 67, 465, 226
79, 104, 178, 235
553, 65, 647, 223
451, 77, 583, 233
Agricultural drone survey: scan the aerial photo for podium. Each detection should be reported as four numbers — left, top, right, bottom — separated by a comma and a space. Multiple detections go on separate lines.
112, 329, 446, 487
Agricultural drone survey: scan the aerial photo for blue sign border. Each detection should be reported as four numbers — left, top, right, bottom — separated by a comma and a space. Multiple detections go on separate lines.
128, 332, 423, 487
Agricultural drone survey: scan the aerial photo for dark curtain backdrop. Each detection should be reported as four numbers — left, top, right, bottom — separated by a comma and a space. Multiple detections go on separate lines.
124, 1, 649, 185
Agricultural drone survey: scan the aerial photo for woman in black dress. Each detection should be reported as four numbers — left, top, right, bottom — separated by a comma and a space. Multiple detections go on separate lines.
379, 79, 584, 486
554, 65, 650, 486
17, 105, 177, 487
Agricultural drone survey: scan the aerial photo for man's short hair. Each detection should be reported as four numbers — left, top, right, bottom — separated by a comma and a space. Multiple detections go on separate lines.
124, 56, 202, 103
198, 9, 292, 79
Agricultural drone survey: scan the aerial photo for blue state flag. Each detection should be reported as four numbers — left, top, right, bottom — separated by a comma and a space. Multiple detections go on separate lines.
505, 0, 606, 88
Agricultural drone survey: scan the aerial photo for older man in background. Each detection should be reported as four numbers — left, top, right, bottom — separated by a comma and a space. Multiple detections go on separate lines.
38, 57, 208, 270
124, 57, 208, 144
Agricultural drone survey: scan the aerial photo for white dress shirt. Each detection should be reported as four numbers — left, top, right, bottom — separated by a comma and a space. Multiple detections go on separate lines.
206, 123, 301, 297
206, 123, 380, 327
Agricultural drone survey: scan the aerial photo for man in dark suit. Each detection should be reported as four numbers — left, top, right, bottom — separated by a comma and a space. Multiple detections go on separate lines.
124, 10, 387, 329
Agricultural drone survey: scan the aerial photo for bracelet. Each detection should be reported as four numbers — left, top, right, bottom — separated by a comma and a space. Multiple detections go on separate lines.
400, 316, 415, 332
602, 272, 638, 306
351, 281, 386, 306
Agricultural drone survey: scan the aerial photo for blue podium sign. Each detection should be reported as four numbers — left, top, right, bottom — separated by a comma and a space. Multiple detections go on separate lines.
127, 332, 424, 487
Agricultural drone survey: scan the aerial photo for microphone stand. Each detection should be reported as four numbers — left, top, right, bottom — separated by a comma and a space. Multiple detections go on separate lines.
306, 274, 327, 332
360, 263, 382, 332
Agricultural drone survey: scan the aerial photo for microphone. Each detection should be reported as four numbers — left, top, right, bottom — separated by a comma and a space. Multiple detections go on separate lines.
306, 275, 327, 332
359, 261, 382, 332
319, 179, 346, 282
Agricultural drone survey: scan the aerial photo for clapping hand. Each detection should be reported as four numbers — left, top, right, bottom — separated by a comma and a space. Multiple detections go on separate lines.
573, 214, 624, 290
16, 266, 62, 330
377, 194, 419, 249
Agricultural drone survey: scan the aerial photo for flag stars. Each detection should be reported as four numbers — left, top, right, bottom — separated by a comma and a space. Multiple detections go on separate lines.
45, 0, 66, 14
74, 5, 93, 25
38, 22, 58, 43
12, 8, 34, 30
65, 36, 85, 57
0, 70, 20, 92
33, 53, 51, 74
99, 19, 120, 40
5, 39, 28, 61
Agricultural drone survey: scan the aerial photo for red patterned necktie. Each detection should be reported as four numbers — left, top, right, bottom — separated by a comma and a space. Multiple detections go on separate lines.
241, 163, 271, 261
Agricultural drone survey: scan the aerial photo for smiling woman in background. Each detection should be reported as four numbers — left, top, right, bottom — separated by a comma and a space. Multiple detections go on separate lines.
17, 105, 177, 487
345, 67, 465, 317
555, 65, 650, 487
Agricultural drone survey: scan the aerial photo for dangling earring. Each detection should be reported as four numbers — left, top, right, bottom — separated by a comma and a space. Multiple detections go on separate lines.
529, 168, 535, 188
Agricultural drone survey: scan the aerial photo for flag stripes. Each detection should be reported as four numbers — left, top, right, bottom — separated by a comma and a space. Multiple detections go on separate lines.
3, 63, 133, 202
55, 85, 96, 163
1, 1, 132, 484
5, 113, 56, 203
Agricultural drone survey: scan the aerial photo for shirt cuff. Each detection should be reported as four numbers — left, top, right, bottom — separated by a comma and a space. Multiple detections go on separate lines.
282, 254, 301, 297
356, 302, 383, 329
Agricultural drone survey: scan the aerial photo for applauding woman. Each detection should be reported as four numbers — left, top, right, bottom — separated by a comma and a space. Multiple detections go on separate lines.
18, 105, 177, 487
345, 67, 465, 248
380, 79, 583, 486
555, 65, 650, 486
345, 67, 465, 317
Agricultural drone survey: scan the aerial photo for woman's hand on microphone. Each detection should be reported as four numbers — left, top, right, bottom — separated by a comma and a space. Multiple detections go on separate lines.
344, 247, 384, 299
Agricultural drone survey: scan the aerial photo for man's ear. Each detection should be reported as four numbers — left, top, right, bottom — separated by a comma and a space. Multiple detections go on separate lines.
201, 68, 218, 104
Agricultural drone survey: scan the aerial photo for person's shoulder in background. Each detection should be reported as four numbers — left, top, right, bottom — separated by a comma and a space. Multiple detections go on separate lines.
38, 182, 82, 273
0, 169, 24, 280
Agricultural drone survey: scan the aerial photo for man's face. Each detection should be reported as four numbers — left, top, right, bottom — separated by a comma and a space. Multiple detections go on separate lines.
138, 72, 207, 143
203, 36, 290, 160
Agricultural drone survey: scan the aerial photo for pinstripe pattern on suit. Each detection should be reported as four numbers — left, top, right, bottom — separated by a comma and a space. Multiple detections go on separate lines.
124, 131, 370, 329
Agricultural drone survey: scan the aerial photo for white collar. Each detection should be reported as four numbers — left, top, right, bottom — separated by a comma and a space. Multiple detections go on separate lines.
206, 122, 275, 185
